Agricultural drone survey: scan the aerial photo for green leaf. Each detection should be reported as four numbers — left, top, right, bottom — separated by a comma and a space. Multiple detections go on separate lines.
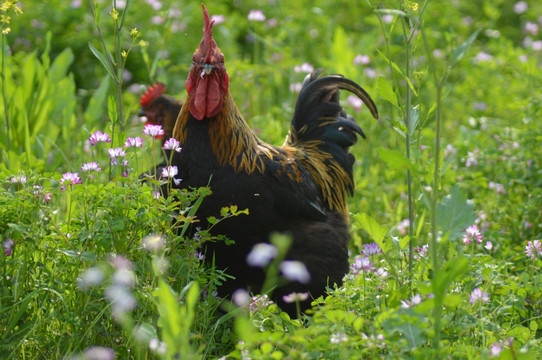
450, 30, 480, 68
154, 280, 182, 355
84, 75, 111, 125
107, 95, 117, 124
436, 185, 475, 241
432, 256, 469, 300
88, 42, 116, 81
377, 147, 422, 177
408, 105, 420, 136
377, 76, 398, 108
376, 49, 418, 96
353, 213, 390, 252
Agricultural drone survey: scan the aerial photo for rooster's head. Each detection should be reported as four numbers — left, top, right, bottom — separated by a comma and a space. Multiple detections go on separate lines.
186, 4, 229, 121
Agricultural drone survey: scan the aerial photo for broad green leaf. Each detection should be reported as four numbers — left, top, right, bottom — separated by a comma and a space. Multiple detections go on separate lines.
436, 185, 475, 241
377, 76, 398, 107
154, 280, 182, 355
408, 105, 420, 136
450, 30, 480, 68
89, 42, 116, 81
107, 95, 117, 124
377, 147, 422, 177
84, 75, 110, 124
432, 256, 469, 300
376, 49, 419, 96
353, 212, 390, 252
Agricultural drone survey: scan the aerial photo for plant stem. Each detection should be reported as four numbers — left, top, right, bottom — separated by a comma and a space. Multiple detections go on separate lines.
1, 34, 10, 168
401, 18, 415, 297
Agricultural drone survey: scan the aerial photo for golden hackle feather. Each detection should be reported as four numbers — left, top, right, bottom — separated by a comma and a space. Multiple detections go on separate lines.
173, 91, 357, 216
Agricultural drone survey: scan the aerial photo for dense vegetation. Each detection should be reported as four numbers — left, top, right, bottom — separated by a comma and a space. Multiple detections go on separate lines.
1, 0, 541, 358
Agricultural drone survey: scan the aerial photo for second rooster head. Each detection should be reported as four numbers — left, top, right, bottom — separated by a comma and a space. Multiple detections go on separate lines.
185, 4, 230, 121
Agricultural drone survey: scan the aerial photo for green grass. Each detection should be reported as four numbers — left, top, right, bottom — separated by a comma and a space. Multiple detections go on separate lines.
1, 0, 542, 358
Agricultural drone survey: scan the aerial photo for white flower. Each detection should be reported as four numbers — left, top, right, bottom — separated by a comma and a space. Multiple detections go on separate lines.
279, 260, 310, 284
246, 243, 278, 267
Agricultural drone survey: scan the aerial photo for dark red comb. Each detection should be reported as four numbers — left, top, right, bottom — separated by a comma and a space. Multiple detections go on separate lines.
140, 83, 166, 106
199, 3, 218, 63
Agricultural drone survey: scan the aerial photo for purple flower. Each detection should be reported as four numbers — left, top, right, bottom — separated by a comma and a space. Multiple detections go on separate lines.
351, 256, 374, 275
146, 0, 162, 10
382, 14, 394, 23
82, 346, 115, 360
143, 124, 164, 138
105, 285, 137, 317
397, 218, 410, 236
414, 244, 429, 260
465, 149, 480, 167
532, 40, 542, 51
364, 68, 377, 79
247, 9, 266, 22
524, 21, 539, 36
3, 238, 15, 256
474, 52, 493, 63
353, 54, 370, 65
81, 162, 102, 172
249, 294, 274, 313
489, 342, 503, 357
60, 172, 82, 190
463, 225, 484, 244
463, 225, 483, 244
124, 137, 143, 148
330, 332, 349, 344
362, 243, 382, 256
401, 294, 423, 308
294, 63, 314, 74
161, 166, 181, 185
163, 138, 182, 153
469, 288, 489, 305
443, 144, 456, 158
78, 267, 105, 289
232, 288, 251, 307
279, 260, 311, 284
525, 240, 542, 260
108, 147, 126, 166
161, 165, 178, 178
345, 95, 363, 112
282, 292, 309, 303
375, 267, 389, 278
289, 82, 303, 93
88, 131, 111, 146
484, 241, 493, 251
151, 15, 164, 25
211, 14, 225, 25
488, 181, 505, 195
514, 1, 528, 14
10, 175, 27, 184
246, 243, 278, 267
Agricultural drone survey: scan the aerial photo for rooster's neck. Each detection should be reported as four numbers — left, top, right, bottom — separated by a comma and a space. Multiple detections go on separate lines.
173, 92, 269, 174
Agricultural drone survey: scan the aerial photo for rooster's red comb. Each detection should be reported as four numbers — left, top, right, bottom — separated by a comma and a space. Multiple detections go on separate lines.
140, 83, 166, 106
198, 3, 218, 63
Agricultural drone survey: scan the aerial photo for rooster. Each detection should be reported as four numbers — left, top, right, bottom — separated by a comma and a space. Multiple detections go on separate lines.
167, 4, 378, 316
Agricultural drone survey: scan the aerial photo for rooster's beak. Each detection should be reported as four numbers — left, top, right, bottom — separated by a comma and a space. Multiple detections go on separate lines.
200, 63, 215, 78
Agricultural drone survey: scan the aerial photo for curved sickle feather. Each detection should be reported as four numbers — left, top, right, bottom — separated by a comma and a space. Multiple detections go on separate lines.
299, 72, 379, 120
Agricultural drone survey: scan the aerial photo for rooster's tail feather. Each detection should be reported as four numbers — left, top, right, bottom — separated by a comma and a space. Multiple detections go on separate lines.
286, 70, 378, 213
